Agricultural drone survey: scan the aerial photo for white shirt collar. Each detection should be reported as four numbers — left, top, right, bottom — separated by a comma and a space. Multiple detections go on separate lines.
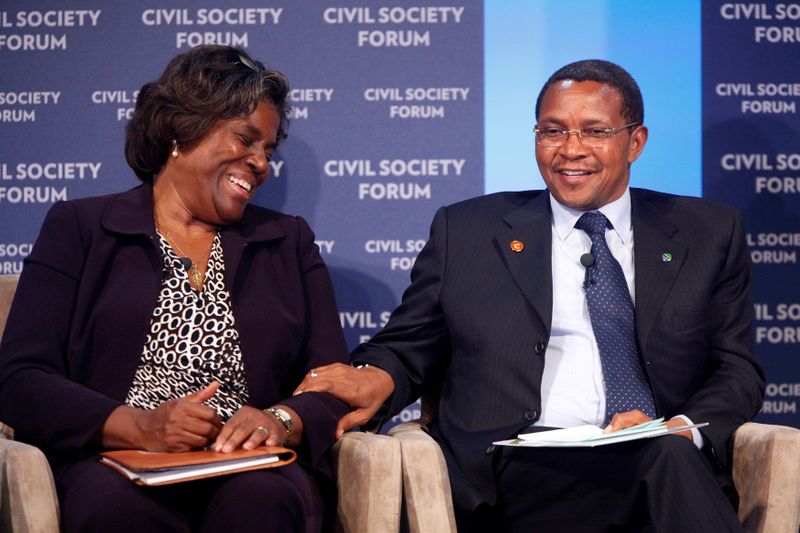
549, 188, 632, 244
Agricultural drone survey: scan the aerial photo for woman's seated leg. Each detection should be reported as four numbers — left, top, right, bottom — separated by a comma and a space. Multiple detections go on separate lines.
199, 463, 325, 533
56, 458, 191, 533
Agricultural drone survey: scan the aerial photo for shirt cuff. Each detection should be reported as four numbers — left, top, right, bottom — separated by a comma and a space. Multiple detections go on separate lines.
674, 414, 704, 449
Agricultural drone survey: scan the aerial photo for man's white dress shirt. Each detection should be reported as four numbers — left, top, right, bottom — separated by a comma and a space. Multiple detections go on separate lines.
534, 189, 702, 446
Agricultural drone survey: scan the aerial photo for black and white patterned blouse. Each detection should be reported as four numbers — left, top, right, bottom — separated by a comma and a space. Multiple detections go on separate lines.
125, 232, 249, 421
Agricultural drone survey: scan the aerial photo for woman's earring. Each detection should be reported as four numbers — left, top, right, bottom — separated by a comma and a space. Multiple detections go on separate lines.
171, 140, 179, 158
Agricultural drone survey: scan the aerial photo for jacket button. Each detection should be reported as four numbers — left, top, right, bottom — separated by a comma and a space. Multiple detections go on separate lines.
524, 409, 538, 422
534, 342, 546, 354
485, 445, 496, 454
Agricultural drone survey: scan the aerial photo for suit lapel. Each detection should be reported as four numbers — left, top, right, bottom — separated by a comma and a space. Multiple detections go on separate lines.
220, 208, 286, 304
631, 190, 688, 349
495, 193, 553, 333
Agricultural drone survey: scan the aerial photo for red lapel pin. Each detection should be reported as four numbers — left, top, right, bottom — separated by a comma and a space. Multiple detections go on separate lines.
510, 240, 524, 253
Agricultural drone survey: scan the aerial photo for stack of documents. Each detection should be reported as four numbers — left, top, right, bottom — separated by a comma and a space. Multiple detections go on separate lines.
493, 418, 708, 448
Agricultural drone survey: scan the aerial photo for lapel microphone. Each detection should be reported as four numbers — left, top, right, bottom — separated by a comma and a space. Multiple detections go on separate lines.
162, 257, 193, 275
580, 253, 596, 287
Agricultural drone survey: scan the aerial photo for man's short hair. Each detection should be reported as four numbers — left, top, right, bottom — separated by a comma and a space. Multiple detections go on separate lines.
535, 59, 644, 125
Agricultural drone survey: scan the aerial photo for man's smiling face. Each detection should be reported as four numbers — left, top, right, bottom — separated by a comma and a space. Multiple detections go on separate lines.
535, 80, 648, 211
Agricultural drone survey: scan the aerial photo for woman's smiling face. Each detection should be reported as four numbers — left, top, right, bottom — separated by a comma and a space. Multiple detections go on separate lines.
166, 101, 280, 225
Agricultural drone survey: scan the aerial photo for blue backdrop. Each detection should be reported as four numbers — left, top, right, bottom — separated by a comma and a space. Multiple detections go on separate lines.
1, 1, 797, 428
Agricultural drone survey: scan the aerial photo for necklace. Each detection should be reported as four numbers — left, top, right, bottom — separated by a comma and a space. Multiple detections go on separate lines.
154, 218, 216, 291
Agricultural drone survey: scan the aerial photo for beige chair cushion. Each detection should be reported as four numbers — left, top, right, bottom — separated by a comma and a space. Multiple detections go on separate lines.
389, 422, 457, 533
0, 275, 60, 532
333, 431, 402, 533
0, 275, 19, 335
0, 439, 60, 533
734, 422, 800, 533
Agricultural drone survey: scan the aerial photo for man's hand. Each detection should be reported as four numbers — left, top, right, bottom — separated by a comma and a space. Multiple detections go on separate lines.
294, 363, 395, 438
133, 381, 223, 452
602, 409, 652, 434
664, 416, 694, 442
603, 410, 694, 442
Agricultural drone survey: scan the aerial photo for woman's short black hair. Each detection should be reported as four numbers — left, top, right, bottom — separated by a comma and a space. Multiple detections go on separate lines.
535, 59, 644, 125
125, 45, 290, 182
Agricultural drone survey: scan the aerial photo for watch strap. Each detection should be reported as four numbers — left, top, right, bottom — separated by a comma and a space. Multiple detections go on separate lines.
265, 407, 293, 439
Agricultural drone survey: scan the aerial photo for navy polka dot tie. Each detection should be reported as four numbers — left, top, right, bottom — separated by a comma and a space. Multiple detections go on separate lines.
575, 212, 656, 425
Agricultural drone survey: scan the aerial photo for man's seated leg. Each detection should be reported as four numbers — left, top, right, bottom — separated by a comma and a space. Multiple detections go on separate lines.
492, 436, 741, 532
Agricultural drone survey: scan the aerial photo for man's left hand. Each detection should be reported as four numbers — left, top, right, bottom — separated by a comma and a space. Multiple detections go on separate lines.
603, 410, 693, 442
603, 409, 651, 434
664, 416, 694, 442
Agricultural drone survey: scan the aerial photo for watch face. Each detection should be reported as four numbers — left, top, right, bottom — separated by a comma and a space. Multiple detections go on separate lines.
269, 408, 292, 435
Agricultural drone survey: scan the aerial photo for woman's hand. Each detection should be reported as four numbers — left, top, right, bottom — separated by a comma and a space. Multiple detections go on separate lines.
293, 363, 395, 438
103, 382, 223, 452
212, 405, 302, 453
132, 381, 223, 451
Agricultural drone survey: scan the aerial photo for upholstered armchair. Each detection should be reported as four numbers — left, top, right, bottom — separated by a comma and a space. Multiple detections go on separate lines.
2, 274, 799, 532
0, 424, 60, 532
0, 274, 403, 533
0, 275, 60, 532
334, 375, 800, 532
345, 418, 799, 533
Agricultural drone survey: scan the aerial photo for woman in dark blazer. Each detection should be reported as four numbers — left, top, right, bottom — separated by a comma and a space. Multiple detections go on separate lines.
0, 45, 349, 532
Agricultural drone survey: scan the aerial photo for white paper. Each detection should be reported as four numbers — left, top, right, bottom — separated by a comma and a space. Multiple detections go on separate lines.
493, 419, 708, 448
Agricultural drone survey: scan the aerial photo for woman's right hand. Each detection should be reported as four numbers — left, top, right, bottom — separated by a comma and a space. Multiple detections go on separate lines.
103, 382, 222, 452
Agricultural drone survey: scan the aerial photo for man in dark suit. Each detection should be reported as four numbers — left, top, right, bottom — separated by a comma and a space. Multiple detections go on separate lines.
297, 60, 764, 531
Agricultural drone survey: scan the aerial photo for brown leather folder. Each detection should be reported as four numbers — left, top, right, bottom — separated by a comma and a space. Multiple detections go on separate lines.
100, 446, 297, 486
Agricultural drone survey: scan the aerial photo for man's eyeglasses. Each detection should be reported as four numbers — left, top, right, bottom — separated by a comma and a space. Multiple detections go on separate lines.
533, 122, 639, 147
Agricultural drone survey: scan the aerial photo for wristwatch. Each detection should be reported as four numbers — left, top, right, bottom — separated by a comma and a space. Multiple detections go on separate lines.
265, 407, 293, 439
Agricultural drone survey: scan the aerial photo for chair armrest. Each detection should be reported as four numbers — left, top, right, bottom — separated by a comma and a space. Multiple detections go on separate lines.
389, 422, 457, 533
0, 438, 60, 533
332, 432, 402, 533
733, 422, 800, 533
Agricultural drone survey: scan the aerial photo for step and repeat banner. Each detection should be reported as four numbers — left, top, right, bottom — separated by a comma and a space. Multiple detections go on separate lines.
0, 0, 483, 428
703, 1, 799, 427
1, 1, 798, 429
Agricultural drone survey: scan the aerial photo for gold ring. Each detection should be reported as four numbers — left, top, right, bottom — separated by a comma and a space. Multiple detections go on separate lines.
310, 369, 319, 377
255, 426, 269, 437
